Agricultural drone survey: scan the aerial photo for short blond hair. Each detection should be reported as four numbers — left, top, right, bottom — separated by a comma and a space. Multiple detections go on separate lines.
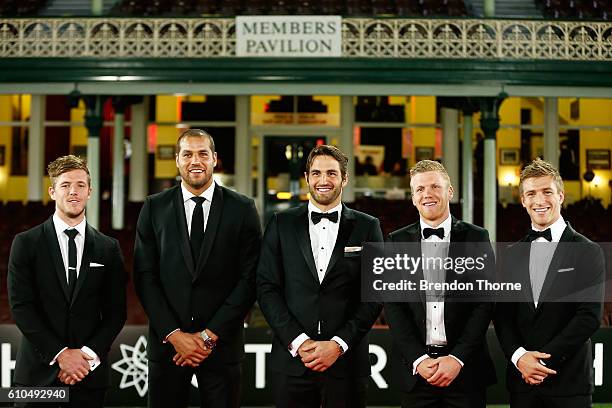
519, 158, 564, 194
47, 155, 90, 187
409, 160, 451, 187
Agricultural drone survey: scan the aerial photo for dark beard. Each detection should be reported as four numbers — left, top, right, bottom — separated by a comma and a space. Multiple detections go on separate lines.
310, 187, 341, 207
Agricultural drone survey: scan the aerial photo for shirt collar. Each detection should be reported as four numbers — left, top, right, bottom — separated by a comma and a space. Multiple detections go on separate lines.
53, 213, 86, 238
181, 180, 216, 204
532, 216, 566, 242
308, 201, 342, 217
419, 214, 452, 240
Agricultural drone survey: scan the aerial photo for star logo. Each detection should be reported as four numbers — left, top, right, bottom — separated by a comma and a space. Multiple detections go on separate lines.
111, 335, 149, 397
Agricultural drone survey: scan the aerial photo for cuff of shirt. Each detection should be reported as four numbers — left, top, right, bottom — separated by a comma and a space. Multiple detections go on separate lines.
164, 328, 180, 343
50, 347, 68, 366
448, 354, 464, 367
289, 333, 310, 357
511, 347, 528, 369
330, 336, 348, 354
81, 346, 101, 371
412, 354, 429, 375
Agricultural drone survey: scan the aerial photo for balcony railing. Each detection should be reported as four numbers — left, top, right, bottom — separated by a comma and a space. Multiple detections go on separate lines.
0, 18, 610, 60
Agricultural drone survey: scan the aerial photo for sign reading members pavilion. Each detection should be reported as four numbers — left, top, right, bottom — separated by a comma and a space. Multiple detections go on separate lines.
235, 16, 342, 57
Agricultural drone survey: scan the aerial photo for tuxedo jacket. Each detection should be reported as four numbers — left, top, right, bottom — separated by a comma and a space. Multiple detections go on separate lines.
384, 217, 496, 392
134, 183, 261, 365
8, 218, 127, 388
494, 223, 604, 396
257, 204, 383, 378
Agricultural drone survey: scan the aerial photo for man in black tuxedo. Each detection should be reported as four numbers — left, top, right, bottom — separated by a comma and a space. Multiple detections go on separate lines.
385, 160, 496, 408
257, 145, 383, 408
134, 129, 261, 408
494, 158, 604, 408
8, 155, 127, 408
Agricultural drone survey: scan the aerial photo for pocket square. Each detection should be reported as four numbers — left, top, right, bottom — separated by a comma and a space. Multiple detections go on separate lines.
344, 246, 362, 253
557, 267, 575, 273
90, 262, 104, 267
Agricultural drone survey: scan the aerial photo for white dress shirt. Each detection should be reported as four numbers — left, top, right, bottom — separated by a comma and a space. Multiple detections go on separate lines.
511, 216, 567, 369
164, 181, 216, 341
181, 180, 215, 238
53, 214, 86, 282
50, 214, 100, 371
288, 201, 348, 357
412, 215, 464, 374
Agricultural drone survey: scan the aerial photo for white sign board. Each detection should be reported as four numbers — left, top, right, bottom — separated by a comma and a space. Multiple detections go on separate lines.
235, 16, 342, 57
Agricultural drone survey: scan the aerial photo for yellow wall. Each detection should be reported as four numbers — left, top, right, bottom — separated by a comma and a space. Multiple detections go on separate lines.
410, 96, 437, 166
496, 97, 522, 187
0, 95, 31, 201
70, 99, 88, 148
577, 98, 612, 207
155, 95, 182, 179
0, 96, 13, 201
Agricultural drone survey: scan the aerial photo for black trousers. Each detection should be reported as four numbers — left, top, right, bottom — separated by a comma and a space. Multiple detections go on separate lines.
147, 360, 241, 408
271, 370, 368, 408
401, 377, 486, 408
13, 382, 106, 408
510, 391, 592, 408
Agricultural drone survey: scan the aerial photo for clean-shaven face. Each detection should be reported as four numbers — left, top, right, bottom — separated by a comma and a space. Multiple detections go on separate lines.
410, 170, 453, 227
48, 169, 91, 224
521, 175, 564, 229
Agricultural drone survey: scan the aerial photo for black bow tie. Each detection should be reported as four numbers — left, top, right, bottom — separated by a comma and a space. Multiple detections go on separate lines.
311, 211, 339, 225
526, 228, 552, 242
422, 227, 445, 240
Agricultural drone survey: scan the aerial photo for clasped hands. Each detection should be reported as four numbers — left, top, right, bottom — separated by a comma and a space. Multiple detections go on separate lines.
297, 339, 343, 373
517, 351, 557, 386
56, 348, 93, 385
168, 329, 218, 368
416, 356, 462, 387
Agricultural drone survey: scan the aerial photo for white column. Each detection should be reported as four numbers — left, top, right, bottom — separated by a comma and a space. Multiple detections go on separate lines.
441, 107, 460, 203
85, 96, 102, 229
462, 113, 474, 224
129, 97, 148, 202
112, 107, 125, 229
544, 97, 559, 169
28, 95, 45, 202
340, 96, 355, 202
484, 138, 496, 242
87, 137, 100, 228
479, 93, 507, 242
234, 96, 251, 196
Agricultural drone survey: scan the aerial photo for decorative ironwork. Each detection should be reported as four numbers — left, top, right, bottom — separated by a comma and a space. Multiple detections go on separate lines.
0, 18, 610, 60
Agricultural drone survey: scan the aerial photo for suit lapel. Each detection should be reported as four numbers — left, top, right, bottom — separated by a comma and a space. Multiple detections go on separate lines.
293, 205, 319, 284
516, 239, 536, 313
536, 223, 574, 311
444, 218, 467, 322
71, 224, 94, 306
400, 222, 426, 308
172, 185, 195, 277
321, 205, 355, 285
43, 218, 70, 302
447, 217, 466, 268
195, 184, 223, 279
